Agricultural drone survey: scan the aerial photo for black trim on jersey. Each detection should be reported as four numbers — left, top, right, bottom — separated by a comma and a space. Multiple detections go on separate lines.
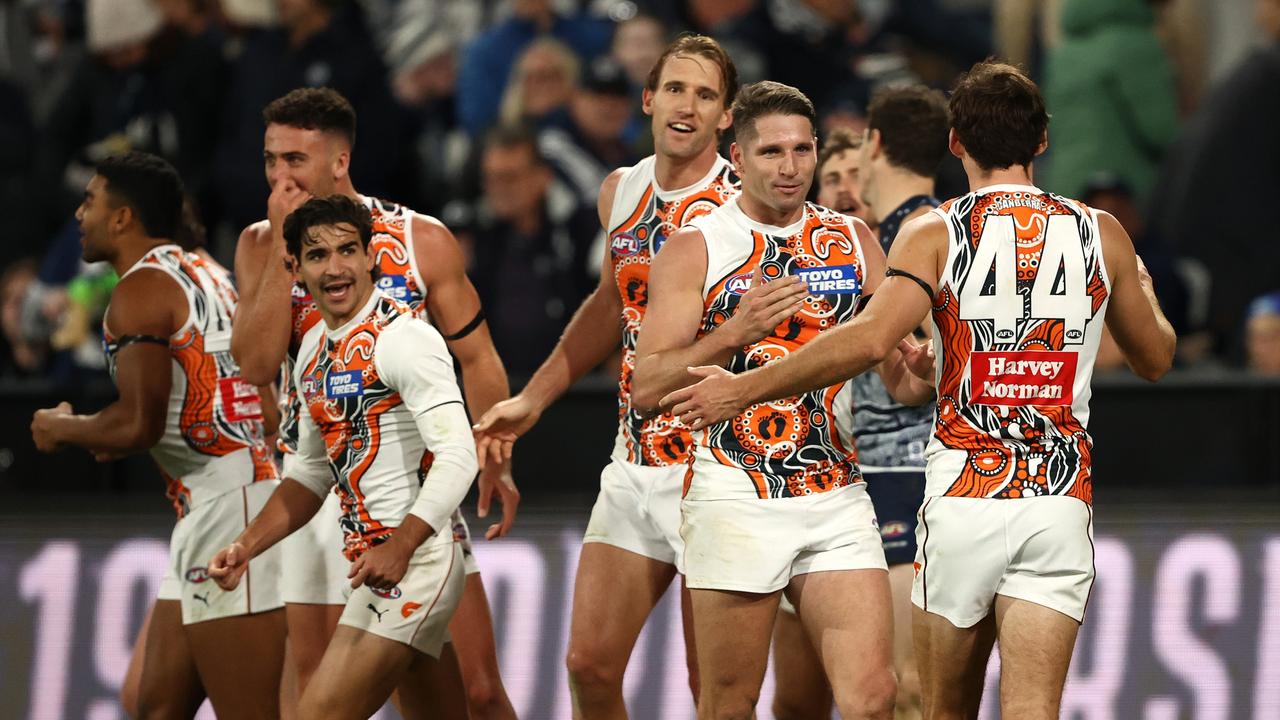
886, 268, 935, 303
114, 334, 170, 350
441, 309, 486, 341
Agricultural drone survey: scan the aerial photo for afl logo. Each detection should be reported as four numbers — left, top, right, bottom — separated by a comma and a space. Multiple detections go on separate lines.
725, 272, 754, 295
185, 567, 210, 583
880, 521, 910, 539
372, 586, 403, 599
611, 233, 640, 256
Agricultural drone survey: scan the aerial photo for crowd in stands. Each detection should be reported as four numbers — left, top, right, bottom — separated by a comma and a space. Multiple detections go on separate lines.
0, 0, 1277, 384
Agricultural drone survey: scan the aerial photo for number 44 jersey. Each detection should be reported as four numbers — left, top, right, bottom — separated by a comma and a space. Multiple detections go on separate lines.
926, 185, 1110, 504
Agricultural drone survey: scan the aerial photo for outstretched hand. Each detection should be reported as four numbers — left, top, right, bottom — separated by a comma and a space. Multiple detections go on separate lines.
471, 394, 541, 470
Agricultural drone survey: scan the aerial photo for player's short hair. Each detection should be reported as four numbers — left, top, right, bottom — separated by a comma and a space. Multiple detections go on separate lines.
262, 87, 357, 148
645, 34, 738, 109
868, 85, 950, 177
95, 152, 184, 240
817, 127, 863, 176
731, 81, 816, 145
283, 195, 374, 262
948, 60, 1048, 171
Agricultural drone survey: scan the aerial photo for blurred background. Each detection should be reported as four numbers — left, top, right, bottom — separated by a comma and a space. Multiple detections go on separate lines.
0, 0, 1277, 718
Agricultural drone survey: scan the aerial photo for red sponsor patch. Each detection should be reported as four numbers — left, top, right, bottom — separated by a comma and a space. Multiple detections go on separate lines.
219, 377, 264, 421
970, 351, 1076, 406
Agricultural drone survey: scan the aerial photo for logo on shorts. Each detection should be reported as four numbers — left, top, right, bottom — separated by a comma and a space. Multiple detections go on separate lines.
185, 567, 210, 583
326, 370, 364, 399
880, 521, 910, 539
401, 602, 422, 618
193, 592, 210, 606
913, 561, 922, 577
367, 603, 387, 622
611, 232, 640, 256
371, 586, 402, 600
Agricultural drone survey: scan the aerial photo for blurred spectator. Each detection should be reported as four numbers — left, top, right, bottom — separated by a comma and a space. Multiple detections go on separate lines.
1152, 0, 1280, 360
0, 259, 46, 378
538, 56, 640, 207
993, 0, 1063, 74
456, 0, 612, 135
469, 124, 596, 375
215, 0, 401, 238
1247, 292, 1280, 375
611, 11, 666, 90
1043, 0, 1178, 205
35, 0, 225, 243
498, 36, 579, 131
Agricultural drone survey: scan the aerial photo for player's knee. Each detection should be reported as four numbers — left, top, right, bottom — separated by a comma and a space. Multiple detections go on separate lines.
463, 671, 502, 716
898, 661, 922, 706
704, 694, 759, 720
565, 645, 625, 692
833, 666, 897, 720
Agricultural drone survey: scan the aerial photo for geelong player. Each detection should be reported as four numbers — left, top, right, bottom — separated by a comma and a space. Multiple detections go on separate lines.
31, 152, 285, 718
472, 36, 739, 716
231, 88, 516, 719
631, 81, 933, 719
210, 195, 478, 719
662, 62, 1176, 719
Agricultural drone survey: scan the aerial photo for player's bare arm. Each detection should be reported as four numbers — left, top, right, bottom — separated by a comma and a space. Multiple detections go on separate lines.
417, 214, 519, 539
472, 169, 626, 466
631, 226, 810, 414
1096, 211, 1176, 381
208, 477, 327, 591
663, 213, 946, 429
31, 270, 181, 454
230, 180, 313, 385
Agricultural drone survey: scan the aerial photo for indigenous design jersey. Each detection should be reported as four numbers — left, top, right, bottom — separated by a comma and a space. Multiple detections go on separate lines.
688, 199, 868, 500
293, 292, 464, 560
278, 196, 424, 455
849, 196, 940, 469
103, 245, 277, 517
926, 185, 1110, 503
608, 154, 737, 466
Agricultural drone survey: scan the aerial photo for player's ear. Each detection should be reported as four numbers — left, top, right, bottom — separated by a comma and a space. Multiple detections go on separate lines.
947, 128, 965, 160
333, 145, 351, 182
641, 87, 654, 116
729, 141, 742, 172
1035, 131, 1048, 158
718, 107, 732, 132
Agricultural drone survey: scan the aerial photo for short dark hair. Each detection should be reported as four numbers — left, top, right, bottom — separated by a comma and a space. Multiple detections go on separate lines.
868, 85, 950, 177
949, 61, 1048, 171
731, 81, 816, 144
283, 195, 373, 262
646, 34, 738, 110
818, 127, 863, 175
96, 152, 184, 239
262, 87, 357, 148
482, 123, 545, 166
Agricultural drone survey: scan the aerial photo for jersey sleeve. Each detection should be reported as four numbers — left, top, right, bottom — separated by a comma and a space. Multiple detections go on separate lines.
375, 316, 477, 533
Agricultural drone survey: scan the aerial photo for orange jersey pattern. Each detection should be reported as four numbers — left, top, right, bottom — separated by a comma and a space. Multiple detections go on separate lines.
690, 201, 867, 500
279, 197, 424, 454
297, 295, 427, 560
927, 186, 1110, 503
609, 155, 738, 466
104, 246, 277, 517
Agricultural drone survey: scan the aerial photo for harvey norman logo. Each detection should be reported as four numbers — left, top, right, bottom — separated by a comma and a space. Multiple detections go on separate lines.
970, 351, 1077, 406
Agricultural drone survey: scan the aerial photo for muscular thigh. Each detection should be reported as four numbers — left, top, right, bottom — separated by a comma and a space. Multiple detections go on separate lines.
994, 595, 1079, 719
568, 541, 678, 663
790, 569, 893, 690
185, 608, 286, 719
301, 625, 419, 720
137, 600, 205, 718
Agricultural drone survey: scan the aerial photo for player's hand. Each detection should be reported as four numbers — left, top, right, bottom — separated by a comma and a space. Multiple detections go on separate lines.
349, 538, 413, 592
719, 263, 808, 347
472, 394, 541, 470
208, 541, 249, 591
661, 365, 748, 430
898, 337, 935, 382
267, 179, 312, 241
30, 401, 72, 453
477, 462, 520, 540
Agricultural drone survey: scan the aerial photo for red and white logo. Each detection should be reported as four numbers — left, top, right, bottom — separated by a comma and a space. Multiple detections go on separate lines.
219, 377, 264, 421
970, 351, 1076, 406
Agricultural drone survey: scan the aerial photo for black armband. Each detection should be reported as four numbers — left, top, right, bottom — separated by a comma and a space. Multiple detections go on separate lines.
115, 334, 170, 350
442, 308, 486, 341
885, 268, 936, 303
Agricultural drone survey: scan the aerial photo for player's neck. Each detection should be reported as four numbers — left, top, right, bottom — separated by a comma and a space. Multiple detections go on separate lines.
653, 144, 718, 192
871, 165, 935, 223
737, 191, 804, 229
110, 237, 172, 276
968, 163, 1035, 192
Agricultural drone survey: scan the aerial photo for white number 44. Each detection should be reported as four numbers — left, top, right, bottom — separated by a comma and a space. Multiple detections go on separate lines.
958, 214, 1091, 345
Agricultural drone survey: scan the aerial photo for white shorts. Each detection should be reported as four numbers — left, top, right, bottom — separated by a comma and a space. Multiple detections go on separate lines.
158, 480, 284, 625
338, 538, 465, 658
681, 482, 887, 593
583, 460, 686, 573
284, 497, 479, 606
912, 495, 1095, 628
